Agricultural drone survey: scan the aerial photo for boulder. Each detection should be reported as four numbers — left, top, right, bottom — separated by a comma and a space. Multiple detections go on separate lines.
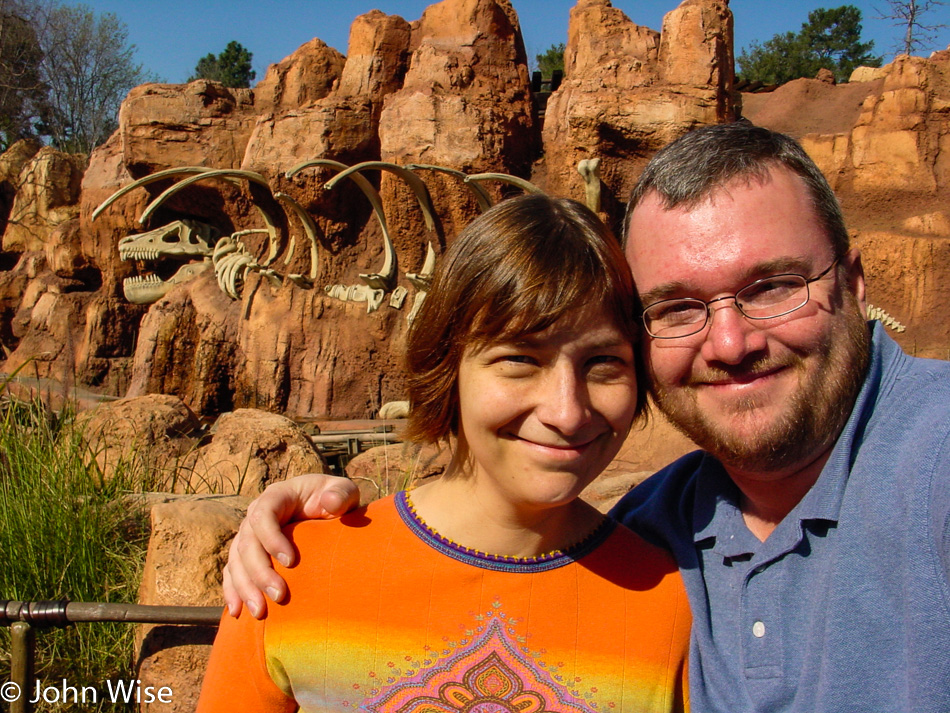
379, 0, 535, 174
117, 81, 257, 175
0, 138, 42, 235
254, 38, 345, 114
242, 11, 410, 181
135, 495, 248, 713
3, 276, 98, 381
126, 272, 240, 415
345, 440, 449, 502
338, 10, 412, 101
183, 408, 328, 494
76, 393, 201, 485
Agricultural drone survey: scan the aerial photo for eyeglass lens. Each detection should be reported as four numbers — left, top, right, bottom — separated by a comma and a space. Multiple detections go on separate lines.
644, 275, 810, 338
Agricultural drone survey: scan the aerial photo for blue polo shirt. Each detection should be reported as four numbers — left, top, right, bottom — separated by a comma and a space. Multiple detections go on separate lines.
611, 323, 950, 712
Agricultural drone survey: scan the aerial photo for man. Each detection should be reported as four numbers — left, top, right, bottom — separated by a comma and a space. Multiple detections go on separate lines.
222, 123, 950, 712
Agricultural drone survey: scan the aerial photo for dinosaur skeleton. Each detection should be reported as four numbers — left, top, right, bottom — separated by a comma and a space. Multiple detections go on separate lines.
327, 161, 439, 321
287, 159, 398, 313
96, 158, 567, 324
95, 167, 317, 306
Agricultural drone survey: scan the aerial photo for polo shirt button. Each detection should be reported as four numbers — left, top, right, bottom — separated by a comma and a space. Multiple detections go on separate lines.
752, 621, 766, 638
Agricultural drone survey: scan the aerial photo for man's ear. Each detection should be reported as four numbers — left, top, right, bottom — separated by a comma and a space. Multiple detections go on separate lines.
844, 247, 867, 318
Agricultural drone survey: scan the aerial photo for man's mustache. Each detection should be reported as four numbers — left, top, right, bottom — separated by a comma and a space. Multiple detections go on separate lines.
685, 354, 801, 387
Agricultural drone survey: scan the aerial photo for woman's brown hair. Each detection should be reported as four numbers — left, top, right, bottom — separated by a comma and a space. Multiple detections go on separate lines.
405, 194, 645, 444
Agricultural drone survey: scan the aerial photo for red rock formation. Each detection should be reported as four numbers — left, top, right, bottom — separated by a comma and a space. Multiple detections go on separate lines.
13, 0, 946, 430
1, 146, 86, 254
0, 138, 42, 236
742, 50, 950, 358
77, 393, 201, 484
542, 0, 738, 214
182, 408, 328, 495
254, 38, 346, 114
118, 81, 257, 175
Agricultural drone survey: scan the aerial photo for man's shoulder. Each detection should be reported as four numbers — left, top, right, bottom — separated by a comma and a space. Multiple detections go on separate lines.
608, 449, 714, 551
875, 329, 950, 410
869, 342, 950, 447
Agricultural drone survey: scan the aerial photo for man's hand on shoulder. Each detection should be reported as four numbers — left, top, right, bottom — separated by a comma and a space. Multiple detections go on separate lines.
222, 474, 360, 619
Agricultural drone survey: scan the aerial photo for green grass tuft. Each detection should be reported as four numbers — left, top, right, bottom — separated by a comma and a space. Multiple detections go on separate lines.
0, 395, 151, 712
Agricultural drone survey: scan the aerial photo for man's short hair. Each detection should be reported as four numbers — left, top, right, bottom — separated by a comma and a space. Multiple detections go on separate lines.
624, 122, 850, 256
406, 193, 645, 444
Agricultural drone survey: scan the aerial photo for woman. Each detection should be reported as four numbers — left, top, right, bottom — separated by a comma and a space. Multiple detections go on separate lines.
197, 195, 690, 712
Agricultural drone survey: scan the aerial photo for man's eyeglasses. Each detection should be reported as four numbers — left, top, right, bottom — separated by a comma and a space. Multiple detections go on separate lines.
641, 257, 841, 339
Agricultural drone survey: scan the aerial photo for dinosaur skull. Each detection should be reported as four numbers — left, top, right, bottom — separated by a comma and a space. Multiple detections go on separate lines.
119, 220, 219, 303
119, 219, 218, 261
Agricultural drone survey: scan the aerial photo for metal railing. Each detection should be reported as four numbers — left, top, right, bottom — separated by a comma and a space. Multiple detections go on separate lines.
1, 599, 222, 713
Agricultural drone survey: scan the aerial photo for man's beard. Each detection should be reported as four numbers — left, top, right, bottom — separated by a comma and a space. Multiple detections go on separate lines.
649, 294, 872, 474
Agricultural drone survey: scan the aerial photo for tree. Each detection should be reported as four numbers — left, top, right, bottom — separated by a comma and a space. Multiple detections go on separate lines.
738, 5, 883, 84
36, 4, 151, 154
189, 40, 255, 88
0, 0, 45, 149
535, 43, 564, 81
876, 0, 947, 55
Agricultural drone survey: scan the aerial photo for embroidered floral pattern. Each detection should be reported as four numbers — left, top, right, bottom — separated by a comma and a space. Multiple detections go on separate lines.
361, 613, 598, 713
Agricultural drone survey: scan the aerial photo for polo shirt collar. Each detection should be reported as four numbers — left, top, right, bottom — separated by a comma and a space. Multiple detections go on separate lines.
692, 458, 758, 558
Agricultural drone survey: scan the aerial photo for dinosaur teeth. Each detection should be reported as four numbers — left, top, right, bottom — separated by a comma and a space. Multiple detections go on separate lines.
124, 274, 163, 286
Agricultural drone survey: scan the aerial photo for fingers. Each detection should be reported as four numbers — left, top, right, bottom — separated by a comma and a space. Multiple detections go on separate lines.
221, 474, 360, 618
222, 516, 290, 619
246, 492, 297, 567
303, 477, 362, 519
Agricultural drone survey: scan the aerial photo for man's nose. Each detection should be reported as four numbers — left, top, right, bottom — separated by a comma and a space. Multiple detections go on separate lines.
699, 299, 768, 365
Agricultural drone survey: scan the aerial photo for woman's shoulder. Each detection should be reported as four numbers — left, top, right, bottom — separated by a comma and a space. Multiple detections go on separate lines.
277, 495, 402, 572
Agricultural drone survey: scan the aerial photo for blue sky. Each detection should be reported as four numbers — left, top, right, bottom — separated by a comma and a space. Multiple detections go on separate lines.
81, 1, 950, 84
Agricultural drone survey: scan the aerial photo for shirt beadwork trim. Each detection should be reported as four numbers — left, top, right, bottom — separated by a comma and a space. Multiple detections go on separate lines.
394, 489, 617, 572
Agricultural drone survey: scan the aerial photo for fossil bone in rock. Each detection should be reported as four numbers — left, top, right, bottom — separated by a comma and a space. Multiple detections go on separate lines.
324, 283, 385, 313
406, 242, 437, 325
577, 158, 602, 213
389, 286, 408, 309
118, 220, 219, 303
378, 400, 409, 419
289, 159, 398, 310
123, 262, 212, 304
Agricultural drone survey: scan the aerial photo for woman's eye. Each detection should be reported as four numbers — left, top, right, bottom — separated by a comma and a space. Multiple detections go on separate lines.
587, 355, 622, 370
497, 354, 536, 367
586, 354, 632, 380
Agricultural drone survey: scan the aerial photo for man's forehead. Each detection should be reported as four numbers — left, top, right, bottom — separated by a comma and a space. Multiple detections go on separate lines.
624, 169, 833, 295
